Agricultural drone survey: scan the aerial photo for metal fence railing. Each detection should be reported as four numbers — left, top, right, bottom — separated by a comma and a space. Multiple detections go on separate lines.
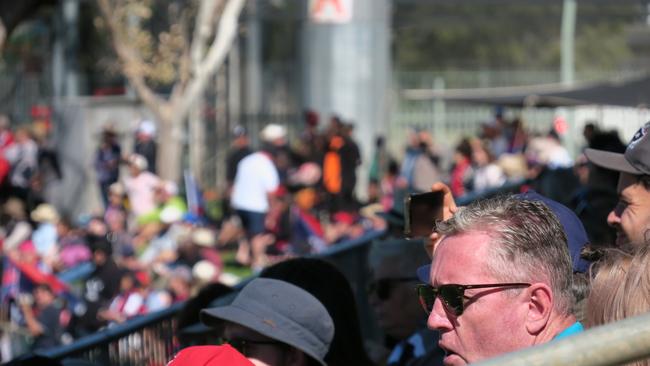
23, 231, 385, 365
37, 302, 183, 365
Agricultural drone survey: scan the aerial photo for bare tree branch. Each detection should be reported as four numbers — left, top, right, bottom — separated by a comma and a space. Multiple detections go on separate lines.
170, 8, 193, 105
96, 0, 245, 181
178, 0, 246, 120
97, 0, 167, 115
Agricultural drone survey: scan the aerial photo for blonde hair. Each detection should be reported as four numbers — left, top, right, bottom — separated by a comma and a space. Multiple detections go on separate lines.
586, 246, 650, 365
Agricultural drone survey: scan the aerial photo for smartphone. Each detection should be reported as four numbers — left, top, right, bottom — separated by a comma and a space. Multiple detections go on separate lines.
404, 191, 444, 239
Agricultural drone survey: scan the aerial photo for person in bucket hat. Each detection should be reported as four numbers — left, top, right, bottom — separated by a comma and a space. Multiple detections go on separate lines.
585, 121, 650, 248
201, 278, 334, 366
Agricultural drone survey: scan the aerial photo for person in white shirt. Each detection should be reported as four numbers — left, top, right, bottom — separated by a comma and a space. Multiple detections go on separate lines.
231, 124, 284, 269
471, 139, 506, 193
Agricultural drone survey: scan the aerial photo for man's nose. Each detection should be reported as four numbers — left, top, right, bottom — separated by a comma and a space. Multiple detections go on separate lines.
607, 208, 621, 227
427, 297, 453, 332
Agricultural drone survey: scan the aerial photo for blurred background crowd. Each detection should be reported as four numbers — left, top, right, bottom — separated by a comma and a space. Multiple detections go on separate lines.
1, 0, 650, 364
0, 105, 631, 362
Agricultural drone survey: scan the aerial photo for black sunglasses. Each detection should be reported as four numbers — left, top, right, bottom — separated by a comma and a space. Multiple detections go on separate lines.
368, 277, 418, 300
218, 337, 286, 356
416, 282, 531, 316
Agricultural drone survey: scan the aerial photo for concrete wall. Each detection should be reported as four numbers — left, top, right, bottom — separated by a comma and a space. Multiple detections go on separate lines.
301, 0, 392, 200
48, 96, 153, 219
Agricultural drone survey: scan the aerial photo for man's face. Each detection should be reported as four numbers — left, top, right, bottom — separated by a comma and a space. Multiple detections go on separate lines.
608, 173, 650, 247
34, 287, 53, 308
427, 232, 529, 365
368, 260, 422, 340
223, 323, 289, 366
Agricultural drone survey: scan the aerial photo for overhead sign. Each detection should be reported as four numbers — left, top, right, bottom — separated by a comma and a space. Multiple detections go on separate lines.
309, 0, 353, 24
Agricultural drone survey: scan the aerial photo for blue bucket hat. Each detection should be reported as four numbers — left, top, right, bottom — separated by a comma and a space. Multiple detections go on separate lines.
201, 278, 334, 366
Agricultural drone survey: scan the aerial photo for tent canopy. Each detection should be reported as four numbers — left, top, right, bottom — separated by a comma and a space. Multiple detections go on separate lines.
401, 74, 650, 108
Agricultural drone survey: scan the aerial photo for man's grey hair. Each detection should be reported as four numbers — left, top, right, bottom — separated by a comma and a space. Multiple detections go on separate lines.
437, 195, 574, 315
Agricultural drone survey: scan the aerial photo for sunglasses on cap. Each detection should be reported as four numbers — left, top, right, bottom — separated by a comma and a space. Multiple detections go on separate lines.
368, 277, 418, 301
415, 282, 531, 316
217, 337, 286, 357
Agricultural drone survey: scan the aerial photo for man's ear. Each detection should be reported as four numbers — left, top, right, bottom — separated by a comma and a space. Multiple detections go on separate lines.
524, 283, 553, 335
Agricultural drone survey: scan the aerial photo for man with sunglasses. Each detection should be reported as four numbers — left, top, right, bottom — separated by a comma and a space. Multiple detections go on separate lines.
420, 196, 581, 365
201, 278, 334, 366
368, 240, 444, 366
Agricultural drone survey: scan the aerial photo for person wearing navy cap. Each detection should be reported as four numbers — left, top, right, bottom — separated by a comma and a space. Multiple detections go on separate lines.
585, 121, 650, 249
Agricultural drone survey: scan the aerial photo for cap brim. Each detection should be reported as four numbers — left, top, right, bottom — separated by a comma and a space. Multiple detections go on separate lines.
201, 306, 327, 366
584, 148, 642, 175
417, 264, 431, 283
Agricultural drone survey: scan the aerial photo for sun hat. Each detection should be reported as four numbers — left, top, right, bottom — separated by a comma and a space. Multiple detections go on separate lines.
192, 260, 219, 283
30, 204, 60, 223
128, 154, 148, 171
3, 198, 26, 219
192, 228, 216, 247
200, 278, 334, 366
260, 124, 287, 143
137, 120, 156, 137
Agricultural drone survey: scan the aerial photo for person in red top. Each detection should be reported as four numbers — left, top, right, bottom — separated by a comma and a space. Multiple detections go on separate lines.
169, 345, 254, 366
449, 139, 474, 197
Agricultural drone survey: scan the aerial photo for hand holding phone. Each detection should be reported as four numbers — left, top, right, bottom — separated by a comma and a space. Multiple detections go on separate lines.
424, 182, 458, 256
404, 191, 445, 239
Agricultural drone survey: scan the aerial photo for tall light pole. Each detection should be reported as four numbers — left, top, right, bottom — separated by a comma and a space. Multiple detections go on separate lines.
561, 0, 577, 85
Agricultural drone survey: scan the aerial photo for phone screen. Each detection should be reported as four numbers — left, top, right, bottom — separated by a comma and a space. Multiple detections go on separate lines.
404, 191, 444, 239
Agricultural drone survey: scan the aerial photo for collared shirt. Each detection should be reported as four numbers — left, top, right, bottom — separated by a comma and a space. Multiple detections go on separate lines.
387, 328, 444, 366
555, 321, 584, 340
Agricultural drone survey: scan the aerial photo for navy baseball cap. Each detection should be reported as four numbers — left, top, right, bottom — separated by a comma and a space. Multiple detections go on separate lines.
417, 191, 591, 283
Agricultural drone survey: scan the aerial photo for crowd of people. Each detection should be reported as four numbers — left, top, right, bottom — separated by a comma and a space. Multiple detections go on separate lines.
168, 120, 650, 366
0, 107, 649, 366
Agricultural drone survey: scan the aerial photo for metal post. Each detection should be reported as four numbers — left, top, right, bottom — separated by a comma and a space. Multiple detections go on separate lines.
433, 77, 446, 136
561, 0, 576, 85
245, 0, 262, 126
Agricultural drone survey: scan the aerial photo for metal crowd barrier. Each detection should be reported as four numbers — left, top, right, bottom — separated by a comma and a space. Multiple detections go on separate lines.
39, 302, 184, 365
29, 231, 385, 365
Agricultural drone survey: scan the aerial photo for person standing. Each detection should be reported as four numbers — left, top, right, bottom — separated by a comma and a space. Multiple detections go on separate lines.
18, 284, 63, 350
134, 120, 157, 174
95, 126, 122, 207
230, 124, 283, 269
339, 122, 361, 209
3, 128, 38, 201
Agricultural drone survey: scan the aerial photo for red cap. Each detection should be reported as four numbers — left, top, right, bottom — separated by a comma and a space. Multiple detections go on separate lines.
168, 345, 254, 366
